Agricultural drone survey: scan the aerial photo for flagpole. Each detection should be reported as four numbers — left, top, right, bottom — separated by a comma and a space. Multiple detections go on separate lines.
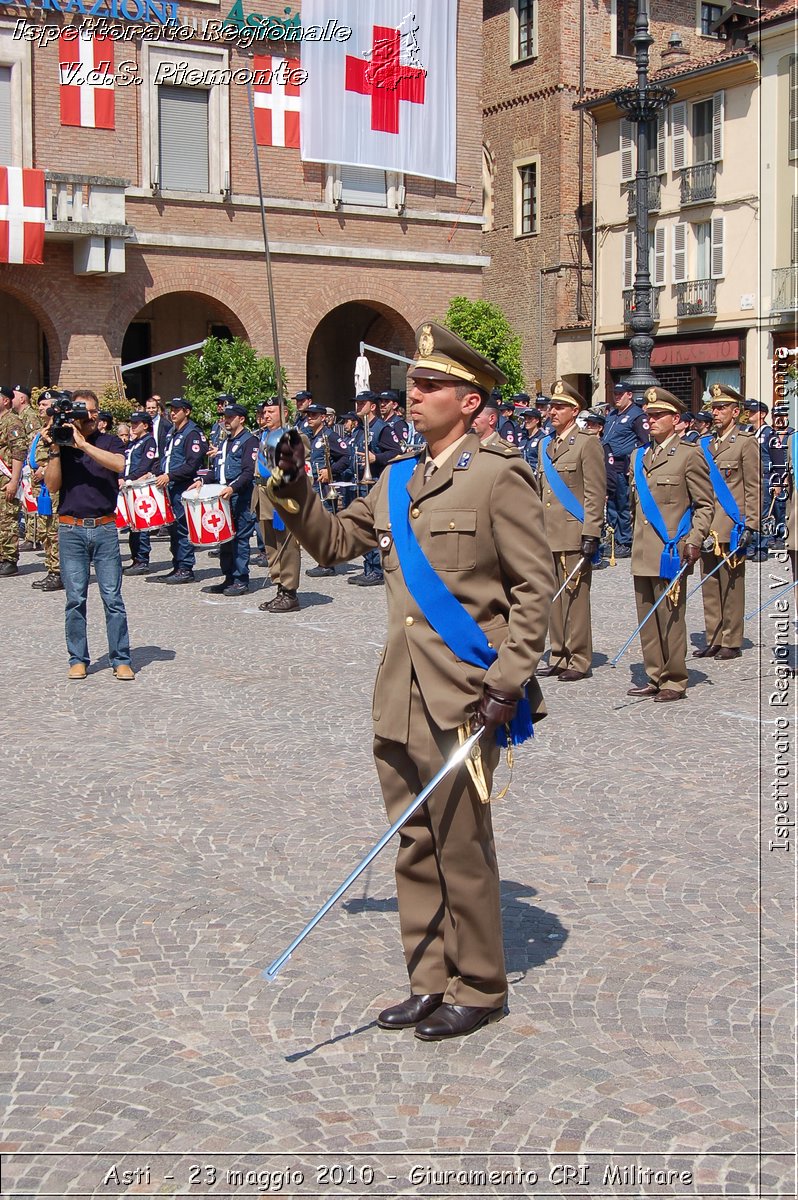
246, 70, 287, 426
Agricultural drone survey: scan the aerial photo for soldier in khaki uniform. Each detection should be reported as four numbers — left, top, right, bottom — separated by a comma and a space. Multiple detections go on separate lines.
12, 385, 43, 549
537, 380, 606, 681
270, 323, 554, 1041
627, 388, 714, 702
0, 386, 27, 575
252, 398, 303, 613
693, 383, 759, 659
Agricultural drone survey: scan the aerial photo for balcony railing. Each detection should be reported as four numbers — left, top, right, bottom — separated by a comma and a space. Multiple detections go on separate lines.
679, 163, 717, 205
625, 176, 661, 217
771, 266, 798, 314
623, 287, 661, 325
676, 279, 717, 317
45, 171, 131, 231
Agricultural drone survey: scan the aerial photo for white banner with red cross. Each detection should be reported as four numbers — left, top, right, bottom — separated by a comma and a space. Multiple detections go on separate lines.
59, 31, 115, 130
300, 0, 456, 181
253, 55, 301, 148
0, 167, 45, 265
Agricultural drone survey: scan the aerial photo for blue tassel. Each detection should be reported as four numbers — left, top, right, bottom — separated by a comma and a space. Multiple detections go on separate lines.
38, 484, 53, 517
659, 546, 681, 581
495, 690, 534, 748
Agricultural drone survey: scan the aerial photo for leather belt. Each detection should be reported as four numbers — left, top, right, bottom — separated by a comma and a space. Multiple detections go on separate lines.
58, 514, 116, 527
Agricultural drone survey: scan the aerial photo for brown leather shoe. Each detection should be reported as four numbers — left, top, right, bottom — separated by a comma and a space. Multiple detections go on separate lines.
113, 664, 135, 681
692, 645, 720, 658
260, 587, 300, 613
715, 647, 741, 660
627, 683, 659, 697
67, 663, 87, 681
414, 1003, 505, 1041
558, 669, 588, 682
652, 688, 685, 703
536, 664, 563, 677
377, 993, 444, 1030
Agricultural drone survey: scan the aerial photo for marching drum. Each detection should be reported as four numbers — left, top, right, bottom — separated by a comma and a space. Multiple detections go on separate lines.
115, 489, 131, 530
123, 478, 174, 531
183, 483, 235, 548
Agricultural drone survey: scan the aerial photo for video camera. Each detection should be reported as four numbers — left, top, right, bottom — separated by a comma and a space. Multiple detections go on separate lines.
43, 389, 84, 446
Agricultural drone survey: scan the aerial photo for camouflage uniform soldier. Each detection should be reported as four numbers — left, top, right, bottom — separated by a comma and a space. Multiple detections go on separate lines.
12, 385, 43, 549
0, 385, 27, 575
29, 394, 62, 590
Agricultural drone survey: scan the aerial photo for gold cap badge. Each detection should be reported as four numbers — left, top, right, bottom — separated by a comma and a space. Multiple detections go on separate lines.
553, 380, 564, 396
645, 387, 657, 403
418, 325, 434, 357
711, 383, 722, 398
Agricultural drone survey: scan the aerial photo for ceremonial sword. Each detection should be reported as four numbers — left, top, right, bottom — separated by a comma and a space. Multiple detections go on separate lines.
609, 561, 691, 667
264, 726, 485, 981
745, 579, 798, 621
551, 555, 589, 604
685, 547, 739, 601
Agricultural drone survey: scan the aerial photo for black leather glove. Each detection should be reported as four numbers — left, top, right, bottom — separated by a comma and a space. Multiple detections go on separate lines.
683, 542, 702, 567
580, 536, 600, 559
273, 429, 305, 485
737, 528, 754, 553
472, 684, 518, 740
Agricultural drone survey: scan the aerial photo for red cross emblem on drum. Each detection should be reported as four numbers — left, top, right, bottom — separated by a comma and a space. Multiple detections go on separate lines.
184, 485, 235, 547
202, 509, 226, 534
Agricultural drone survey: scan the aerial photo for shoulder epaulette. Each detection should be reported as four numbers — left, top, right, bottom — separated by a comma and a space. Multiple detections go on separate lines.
478, 440, 521, 458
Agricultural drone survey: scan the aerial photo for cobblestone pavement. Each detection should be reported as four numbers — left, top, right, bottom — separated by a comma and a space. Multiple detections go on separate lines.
0, 538, 794, 1198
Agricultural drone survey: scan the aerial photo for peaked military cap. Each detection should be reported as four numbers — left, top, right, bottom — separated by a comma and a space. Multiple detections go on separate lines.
521, 407, 542, 421
378, 390, 399, 402
306, 403, 327, 415
643, 386, 685, 414
168, 397, 192, 411
130, 410, 152, 426
293, 390, 312, 401
549, 379, 585, 409
408, 322, 507, 393
708, 382, 743, 405
223, 402, 248, 418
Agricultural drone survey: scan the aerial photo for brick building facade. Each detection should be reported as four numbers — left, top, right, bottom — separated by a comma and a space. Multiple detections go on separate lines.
0, 0, 486, 407
482, 0, 738, 401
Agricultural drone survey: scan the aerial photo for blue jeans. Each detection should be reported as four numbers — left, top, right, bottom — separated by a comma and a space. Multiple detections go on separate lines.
219, 493, 256, 584
606, 470, 632, 548
128, 528, 151, 564
168, 487, 195, 572
59, 522, 131, 668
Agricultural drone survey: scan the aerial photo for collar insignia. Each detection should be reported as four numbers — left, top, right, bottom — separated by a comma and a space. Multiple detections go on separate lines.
455, 451, 472, 469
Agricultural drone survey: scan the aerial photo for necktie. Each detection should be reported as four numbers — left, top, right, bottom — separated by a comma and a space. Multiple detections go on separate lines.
424, 460, 437, 482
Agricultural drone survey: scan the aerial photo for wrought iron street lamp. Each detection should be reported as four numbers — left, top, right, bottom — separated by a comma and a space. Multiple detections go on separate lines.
612, 0, 674, 400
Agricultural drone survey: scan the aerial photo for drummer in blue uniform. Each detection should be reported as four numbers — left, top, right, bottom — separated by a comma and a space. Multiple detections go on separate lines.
601, 380, 649, 559
498, 398, 521, 446
122, 410, 160, 576
154, 397, 209, 585
201, 402, 259, 596
519, 406, 545, 472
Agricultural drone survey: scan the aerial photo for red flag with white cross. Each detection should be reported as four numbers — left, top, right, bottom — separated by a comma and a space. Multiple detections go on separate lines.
0, 168, 46, 265
253, 56, 301, 148
59, 31, 115, 130
300, 0, 456, 182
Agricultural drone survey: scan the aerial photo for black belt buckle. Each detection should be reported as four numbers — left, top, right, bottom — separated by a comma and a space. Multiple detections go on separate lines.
83, 517, 97, 527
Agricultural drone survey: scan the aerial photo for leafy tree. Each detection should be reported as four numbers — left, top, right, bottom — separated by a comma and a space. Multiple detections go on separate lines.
99, 383, 133, 427
444, 297, 525, 397
183, 336, 289, 431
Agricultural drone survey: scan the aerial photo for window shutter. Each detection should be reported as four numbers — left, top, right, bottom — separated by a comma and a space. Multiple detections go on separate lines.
340, 164, 387, 207
712, 91, 724, 162
710, 215, 724, 278
656, 111, 667, 175
653, 225, 666, 286
623, 229, 634, 290
0, 66, 12, 167
673, 222, 687, 283
620, 118, 635, 182
671, 102, 687, 171
159, 86, 209, 193
790, 58, 798, 161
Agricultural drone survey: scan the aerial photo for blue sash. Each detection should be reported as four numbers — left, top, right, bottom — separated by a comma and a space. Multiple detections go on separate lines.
700, 436, 745, 554
26, 433, 52, 516
387, 457, 533, 748
633, 450, 692, 580
539, 436, 584, 522
257, 436, 284, 530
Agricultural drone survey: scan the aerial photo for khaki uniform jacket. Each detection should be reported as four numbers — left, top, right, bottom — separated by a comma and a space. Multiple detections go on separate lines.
0, 410, 26, 470
629, 439, 715, 576
537, 427, 606, 550
277, 432, 555, 741
701, 428, 760, 542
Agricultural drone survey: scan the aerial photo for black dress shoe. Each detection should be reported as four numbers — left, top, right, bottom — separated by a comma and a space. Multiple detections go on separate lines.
613, 545, 632, 558
123, 561, 151, 576
414, 1003, 505, 1041
715, 647, 741, 660
627, 683, 659, 697
692, 645, 720, 658
536, 664, 563, 677
202, 581, 231, 594
377, 993, 444, 1030
165, 570, 195, 585
306, 565, 335, 577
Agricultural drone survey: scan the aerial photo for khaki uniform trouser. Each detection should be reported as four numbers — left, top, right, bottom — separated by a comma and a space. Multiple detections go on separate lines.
261, 520, 300, 592
548, 550, 593, 675
0, 488, 20, 564
373, 679, 506, 1009
633, 575, 689, 695
699, 547, 746, 650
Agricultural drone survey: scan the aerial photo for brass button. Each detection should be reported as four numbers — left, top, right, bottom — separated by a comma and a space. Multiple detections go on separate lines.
546, 502, 551, 508
448, 521, 455, 530
410, 507, 421, 519
405, 616, 414, 626
487, 641, 494, 649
